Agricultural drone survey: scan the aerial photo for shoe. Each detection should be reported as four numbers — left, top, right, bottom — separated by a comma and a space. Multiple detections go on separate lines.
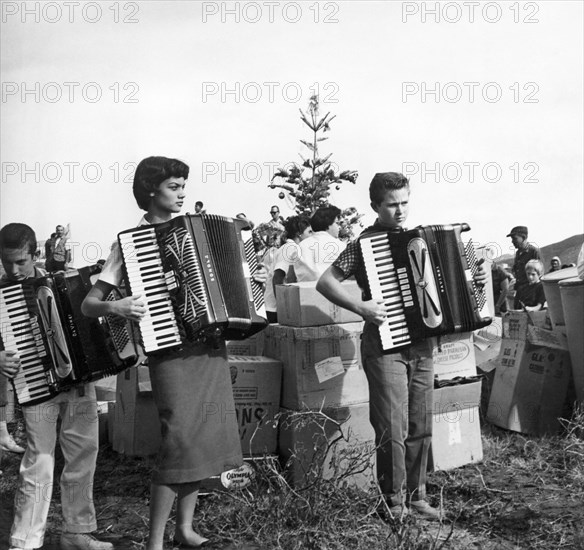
172, 536, 210, 548
0, 438, 25, 453
377, 502, 409, 521
60, 532, 114, 550
388, 503, 410, 520
409, 500, 442, 521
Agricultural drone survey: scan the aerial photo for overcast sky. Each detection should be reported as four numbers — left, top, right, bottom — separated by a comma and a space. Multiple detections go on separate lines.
1, 1, 582, 266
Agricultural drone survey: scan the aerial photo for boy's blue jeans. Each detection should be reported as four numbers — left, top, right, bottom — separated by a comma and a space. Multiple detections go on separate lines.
361, 324, 434, 507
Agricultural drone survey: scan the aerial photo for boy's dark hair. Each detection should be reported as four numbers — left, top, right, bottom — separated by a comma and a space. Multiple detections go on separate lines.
369, 172, 410, 205
195, 201, 204, 208
310, 206, 341, 232
133, 156, 190, 211
283, 215, 311, 240
0, 223, 37, 255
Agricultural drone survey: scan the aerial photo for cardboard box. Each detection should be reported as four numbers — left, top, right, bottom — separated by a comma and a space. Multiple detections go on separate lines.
113, 366, 161, 456
96, 400, 110, 445
263, 322, 369, 409
107, 401, 115, 445
113, 358, 282, 457
432, 332, 477, 380
430, 381, 483, 471
474, 317, 503, 366
226, 332, 265, 356
276, 280, 363, 327
278, 403, 376, 491
229, 356, 282, 455
486, 324, 572, 435
95, 375, 117, 402
501, 310, 550, 340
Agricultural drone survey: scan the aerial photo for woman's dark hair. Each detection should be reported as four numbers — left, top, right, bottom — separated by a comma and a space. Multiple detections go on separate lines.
0, 223, 37, 256
369, 172, 410, 205
283, 215, 311, 240
310, 205, 341, 232
133, 156, 190, 211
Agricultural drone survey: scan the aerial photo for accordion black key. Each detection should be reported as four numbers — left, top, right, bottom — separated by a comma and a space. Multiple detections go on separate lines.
117, 214, 268, 353
359, 222, 492, 351
0, 266, 140, 406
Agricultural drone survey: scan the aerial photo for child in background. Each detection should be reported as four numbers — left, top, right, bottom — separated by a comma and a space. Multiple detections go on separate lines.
0, 223, 112, 550
516, 259, 547, 311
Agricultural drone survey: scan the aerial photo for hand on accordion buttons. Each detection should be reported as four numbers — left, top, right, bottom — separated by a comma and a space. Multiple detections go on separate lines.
253, 265, 269, 285
474, 259, 488, 287
0, 351, 21, 379
112, 294, 146, 322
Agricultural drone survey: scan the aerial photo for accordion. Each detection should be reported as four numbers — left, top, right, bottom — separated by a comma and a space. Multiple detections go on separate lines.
117, 214, 268, 353
359, 222, 492, 352
0, 266, 140, 406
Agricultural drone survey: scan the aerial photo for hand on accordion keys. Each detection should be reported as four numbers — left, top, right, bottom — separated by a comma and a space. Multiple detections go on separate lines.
359, 299, 390, 327
109, 294, 146, 322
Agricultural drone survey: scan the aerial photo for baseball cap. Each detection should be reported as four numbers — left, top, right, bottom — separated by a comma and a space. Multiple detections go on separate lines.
506, 226, 528, 238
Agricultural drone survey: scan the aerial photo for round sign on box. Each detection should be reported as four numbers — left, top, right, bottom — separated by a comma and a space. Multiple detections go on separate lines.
434, 340, 471, 365
220, 461, 255, 490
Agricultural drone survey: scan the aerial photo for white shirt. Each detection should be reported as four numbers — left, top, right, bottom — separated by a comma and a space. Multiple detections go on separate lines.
274, 239, 301, 277
293, 231, 346, 282
261, 247, 279, 313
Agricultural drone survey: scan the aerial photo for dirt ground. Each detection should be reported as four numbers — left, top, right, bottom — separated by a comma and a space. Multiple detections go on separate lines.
2, 415, 584, 550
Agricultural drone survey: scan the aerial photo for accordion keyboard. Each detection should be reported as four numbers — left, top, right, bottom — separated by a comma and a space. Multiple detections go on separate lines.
119, 228, 182, 353
360, 233, 413, 350
0, 284, 53, 404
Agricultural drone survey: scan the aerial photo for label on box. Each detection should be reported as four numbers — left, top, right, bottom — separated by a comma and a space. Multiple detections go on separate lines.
433, 338, 472, 365
314, 356, 345, 383
527, 325, 569, 350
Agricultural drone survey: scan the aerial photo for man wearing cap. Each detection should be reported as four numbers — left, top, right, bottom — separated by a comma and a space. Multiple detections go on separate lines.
507, 225, 541, 309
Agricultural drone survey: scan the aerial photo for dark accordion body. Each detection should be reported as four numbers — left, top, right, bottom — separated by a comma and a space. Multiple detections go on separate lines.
117, 214, 268, 354
359, 222, 492, 352
0, 266, 140, 406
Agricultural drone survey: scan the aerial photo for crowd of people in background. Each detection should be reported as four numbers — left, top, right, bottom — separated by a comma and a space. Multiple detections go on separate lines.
36, 212, 577, 321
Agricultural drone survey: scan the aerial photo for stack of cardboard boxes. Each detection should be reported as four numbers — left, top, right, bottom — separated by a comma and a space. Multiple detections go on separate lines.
267, 281, 376, 489
110, 338, 283, 462
267, 281, 485, 486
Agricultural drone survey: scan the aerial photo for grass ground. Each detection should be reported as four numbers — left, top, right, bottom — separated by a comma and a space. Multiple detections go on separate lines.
1, 407, 583, 550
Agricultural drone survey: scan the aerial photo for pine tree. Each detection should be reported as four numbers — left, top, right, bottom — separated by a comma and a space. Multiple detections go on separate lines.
268, 95, 363, 241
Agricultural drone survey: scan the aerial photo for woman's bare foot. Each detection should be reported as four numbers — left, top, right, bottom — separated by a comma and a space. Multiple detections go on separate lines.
173, 527, 209, 548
